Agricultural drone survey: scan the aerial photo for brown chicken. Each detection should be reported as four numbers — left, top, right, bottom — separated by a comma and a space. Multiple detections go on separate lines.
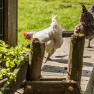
74, 4, 94, 48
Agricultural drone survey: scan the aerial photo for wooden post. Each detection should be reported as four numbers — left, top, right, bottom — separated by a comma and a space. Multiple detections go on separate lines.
29, 39, 45, 80
62, 31, 73, 37
4, 0, 18, 46
68, 34, 85, 84
0, 0, 3, 40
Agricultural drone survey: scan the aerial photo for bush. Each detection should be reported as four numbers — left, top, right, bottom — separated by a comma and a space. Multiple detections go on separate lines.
0, 40, 29, 85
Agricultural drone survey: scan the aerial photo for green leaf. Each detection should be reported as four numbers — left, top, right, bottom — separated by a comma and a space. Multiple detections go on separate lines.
0, 40, 29, 85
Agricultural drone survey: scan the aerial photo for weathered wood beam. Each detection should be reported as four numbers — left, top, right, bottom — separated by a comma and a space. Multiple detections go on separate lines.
40, 78, 66, 81
24, 80, 80, 94
68, 34, 85, 85
62, 31, 73, 37
4, 0, 18, 46
28, 39, 45, 81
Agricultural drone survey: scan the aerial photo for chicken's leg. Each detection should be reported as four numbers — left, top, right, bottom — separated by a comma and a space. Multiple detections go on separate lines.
45, 49, 55, 63
88, 39, 92, 48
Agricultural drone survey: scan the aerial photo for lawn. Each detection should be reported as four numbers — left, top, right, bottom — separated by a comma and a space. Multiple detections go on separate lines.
18, 0, 94, 45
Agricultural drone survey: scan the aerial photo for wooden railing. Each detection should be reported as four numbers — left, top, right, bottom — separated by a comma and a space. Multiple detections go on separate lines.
0, 32, 85, 94
24, 33, 85, 94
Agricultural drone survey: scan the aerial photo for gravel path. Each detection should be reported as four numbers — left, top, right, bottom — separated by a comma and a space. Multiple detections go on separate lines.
41, 38, 94, 92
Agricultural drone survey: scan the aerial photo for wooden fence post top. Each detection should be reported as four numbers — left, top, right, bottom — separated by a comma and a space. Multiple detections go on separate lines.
71, 33, 85, 39
28, 38, 45, 81
32, 38, 40, 43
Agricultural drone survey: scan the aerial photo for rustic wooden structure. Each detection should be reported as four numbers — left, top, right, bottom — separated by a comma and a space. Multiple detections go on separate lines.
0, 32, 85, 94
26, 32, 73, 81
4, 0, 18, 46
24, 80, 80, 94
28, 39, 45, 81
0, 0, 18, 46
62, 31, 73, 37
68, 34, 85, 84
23, 33, 86, 94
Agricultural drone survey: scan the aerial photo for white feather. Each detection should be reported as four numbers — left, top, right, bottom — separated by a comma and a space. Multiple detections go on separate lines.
32, 16, 63, 59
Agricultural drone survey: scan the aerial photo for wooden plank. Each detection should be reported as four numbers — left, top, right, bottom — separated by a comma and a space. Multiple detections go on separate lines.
40, 78, 66, 81
27, 39, 45, 81
4, 0, 18, 46
68, 34, 85, 84
24, 80, 80, 94
62, 31, 73, 37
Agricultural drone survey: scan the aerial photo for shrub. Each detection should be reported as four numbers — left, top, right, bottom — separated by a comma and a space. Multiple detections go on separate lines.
0, 40, 29, 85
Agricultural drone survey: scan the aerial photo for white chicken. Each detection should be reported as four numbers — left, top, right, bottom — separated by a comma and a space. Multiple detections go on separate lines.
24, 16, 63, 63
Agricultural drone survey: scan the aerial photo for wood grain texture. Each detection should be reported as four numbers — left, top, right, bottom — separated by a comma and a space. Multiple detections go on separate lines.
68, 34, 85, 85
4, 0, 18, 46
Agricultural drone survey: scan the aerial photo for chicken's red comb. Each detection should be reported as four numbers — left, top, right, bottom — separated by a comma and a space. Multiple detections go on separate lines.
23, 32, 32, 40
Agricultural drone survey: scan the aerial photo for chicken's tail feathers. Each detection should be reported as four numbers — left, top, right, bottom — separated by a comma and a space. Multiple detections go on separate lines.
81, 4, 88, 13
51, 15, 57, 23
89, 5, 94, 13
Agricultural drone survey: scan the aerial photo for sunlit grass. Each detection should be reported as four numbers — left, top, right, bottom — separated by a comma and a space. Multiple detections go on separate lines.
18, 0, 94, 45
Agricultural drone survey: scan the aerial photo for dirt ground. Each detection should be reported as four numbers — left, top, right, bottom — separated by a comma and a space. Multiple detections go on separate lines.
41, 38, 94, 92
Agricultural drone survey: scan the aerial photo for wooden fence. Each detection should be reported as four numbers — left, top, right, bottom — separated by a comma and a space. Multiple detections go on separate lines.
24, 33, 85, 94
0, 32, 85, 94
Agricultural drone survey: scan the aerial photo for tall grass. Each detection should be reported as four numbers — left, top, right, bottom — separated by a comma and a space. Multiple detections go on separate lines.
18, 0, 94, 45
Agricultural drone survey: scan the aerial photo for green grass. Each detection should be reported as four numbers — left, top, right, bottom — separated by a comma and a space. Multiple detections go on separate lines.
18, 0, 94, 45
